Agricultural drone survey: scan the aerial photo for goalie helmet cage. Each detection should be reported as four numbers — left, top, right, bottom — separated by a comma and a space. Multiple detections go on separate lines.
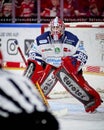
41, 22, 104, 98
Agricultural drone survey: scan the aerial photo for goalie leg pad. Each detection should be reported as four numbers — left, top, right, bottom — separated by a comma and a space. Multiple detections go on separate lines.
77, 72, 102, 112
54, 65, 102, 113
38, 64, 58, 96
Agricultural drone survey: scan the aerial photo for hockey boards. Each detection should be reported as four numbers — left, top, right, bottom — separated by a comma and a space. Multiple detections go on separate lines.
54, 65, 102, 113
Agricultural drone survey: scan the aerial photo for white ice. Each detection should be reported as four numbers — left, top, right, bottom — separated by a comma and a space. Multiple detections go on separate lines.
8, 69, 104, 130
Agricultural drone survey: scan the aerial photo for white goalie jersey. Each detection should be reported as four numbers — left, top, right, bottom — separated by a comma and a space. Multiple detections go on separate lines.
28, 31, 88, 71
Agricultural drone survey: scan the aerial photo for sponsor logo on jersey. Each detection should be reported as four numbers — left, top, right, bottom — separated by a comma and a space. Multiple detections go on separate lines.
42, 48, 53, 52
63, 47, 71, 52
65, 39, 74, 45
39, 39, 47, 44
55, 47, 60, 54
46, 57, 61, 67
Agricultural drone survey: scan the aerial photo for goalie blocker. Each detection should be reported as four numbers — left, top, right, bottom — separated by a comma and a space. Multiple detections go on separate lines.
54, 56, 102, 113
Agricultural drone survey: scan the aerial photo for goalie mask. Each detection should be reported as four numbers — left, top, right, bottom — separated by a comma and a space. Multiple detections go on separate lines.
50, 17, 65, 41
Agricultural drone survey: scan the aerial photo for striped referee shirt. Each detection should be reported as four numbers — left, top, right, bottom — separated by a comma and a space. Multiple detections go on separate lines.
0, 69, 46, 117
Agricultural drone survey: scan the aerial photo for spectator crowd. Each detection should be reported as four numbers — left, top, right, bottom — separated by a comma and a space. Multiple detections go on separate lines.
0, 0, 104, 22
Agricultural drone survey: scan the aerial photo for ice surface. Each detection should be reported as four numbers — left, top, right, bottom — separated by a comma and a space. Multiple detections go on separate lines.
8, 69, 104, 130
48, 97, 104, 130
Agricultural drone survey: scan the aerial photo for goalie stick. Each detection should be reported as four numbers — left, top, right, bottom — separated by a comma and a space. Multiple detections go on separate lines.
14, 40, 27, 66
35, 81, 50, 107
